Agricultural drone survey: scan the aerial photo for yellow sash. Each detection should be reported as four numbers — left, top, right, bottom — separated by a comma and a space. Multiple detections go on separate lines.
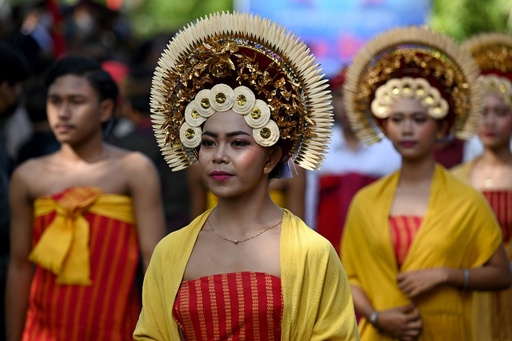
29, 187, 135, 286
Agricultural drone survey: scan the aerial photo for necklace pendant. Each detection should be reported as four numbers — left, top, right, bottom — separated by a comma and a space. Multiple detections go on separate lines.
234, 240, 239, 245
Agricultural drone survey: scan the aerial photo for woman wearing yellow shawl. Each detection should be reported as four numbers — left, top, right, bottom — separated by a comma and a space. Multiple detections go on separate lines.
453, 33, 512, 341
341, 26, 512, 341
133, 12, 359, 341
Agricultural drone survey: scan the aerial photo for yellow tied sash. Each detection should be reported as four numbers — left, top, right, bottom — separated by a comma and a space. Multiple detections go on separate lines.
28, 187, 135, 286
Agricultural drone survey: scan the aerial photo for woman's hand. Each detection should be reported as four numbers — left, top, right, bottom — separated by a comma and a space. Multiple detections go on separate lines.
376, 304, 422, 341
397, 268, 448, 298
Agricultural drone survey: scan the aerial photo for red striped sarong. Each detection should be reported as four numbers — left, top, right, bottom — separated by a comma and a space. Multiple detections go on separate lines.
482, 190, 512, 244
22, 187, 140, 341
173, 272, 283, 341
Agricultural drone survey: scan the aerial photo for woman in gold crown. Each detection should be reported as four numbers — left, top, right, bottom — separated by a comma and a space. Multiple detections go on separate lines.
452, 32, 512, 341
133, 12, 359, 341
340, 26, 512, 340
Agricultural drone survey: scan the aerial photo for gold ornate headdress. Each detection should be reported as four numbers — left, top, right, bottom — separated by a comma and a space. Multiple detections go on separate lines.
150, 12, 333, 171
462, 32, 512, 108
344, 26, 482, 145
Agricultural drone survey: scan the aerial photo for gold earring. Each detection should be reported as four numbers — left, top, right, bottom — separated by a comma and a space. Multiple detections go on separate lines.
264, 167, 269, 174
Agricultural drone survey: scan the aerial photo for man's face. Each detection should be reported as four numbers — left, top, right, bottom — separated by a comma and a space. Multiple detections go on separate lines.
46, 74, 111, 145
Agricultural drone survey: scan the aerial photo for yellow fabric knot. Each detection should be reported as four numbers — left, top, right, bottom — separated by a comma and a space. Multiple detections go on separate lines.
29, 186, 135, 286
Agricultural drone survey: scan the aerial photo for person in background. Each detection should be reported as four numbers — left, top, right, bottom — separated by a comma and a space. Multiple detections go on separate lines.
110, 65, 191, 232
341, 26, 512, 340
305, 65, 401, 253
16, 81, 60, 165
452, 32, 512, 341
134, 12, 359, 340
0, 40, 31, 341
6, 56, 165, 341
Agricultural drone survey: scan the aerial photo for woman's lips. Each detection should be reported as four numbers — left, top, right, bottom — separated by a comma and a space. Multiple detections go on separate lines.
399, 141, 418, 148
210, 171, 233, 181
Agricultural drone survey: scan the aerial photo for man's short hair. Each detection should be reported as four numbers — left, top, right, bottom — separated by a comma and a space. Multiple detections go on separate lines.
44, 56, 119, 104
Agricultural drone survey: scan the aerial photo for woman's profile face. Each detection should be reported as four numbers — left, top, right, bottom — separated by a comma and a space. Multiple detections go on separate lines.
198, 109, 272, 199
383, 98, 441, 161
477, 92, 512, 150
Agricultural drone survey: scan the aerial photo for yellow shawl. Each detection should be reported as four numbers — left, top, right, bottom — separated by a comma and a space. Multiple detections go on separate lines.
451, 161, 512, 341
341, 165, 502, 340
29, 187, 135, 285
134, 209, 359, 340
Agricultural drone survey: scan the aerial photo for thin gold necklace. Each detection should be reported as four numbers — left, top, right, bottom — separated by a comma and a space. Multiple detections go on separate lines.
206, 219, 281, 245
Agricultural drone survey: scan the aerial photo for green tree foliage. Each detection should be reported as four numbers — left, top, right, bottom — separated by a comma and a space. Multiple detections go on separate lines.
124, 0, 233, 38
430, 0, 512, 41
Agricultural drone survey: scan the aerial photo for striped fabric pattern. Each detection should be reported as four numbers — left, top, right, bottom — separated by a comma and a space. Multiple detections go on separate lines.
389, 216, 423, 268
482, 190, 512, 244
173, 272, 283, 341
22, 189, 141, 341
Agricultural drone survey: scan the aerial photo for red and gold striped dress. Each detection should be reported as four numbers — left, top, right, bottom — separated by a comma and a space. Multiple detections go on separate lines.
389, 216, 423, 268
22, 187, 141, 341
173, 272, 283, 341
474, 190, 512, 340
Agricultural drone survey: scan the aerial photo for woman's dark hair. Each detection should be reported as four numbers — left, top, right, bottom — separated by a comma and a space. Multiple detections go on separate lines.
44, 55, 118, 106
269, 160, 292, 180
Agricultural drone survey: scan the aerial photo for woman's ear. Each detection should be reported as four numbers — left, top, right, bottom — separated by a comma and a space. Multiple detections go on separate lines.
264, 146, 282, 174
99, 99, 115, 123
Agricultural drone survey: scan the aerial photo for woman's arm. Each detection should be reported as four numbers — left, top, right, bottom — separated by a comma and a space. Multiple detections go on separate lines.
397, 243, 512, 297
351, 285, 422, 341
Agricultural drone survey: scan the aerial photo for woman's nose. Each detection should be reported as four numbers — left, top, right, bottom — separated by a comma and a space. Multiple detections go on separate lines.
212, 144, 229, 163
402, 118, 414, 134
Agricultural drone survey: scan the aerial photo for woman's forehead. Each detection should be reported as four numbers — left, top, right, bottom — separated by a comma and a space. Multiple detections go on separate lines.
203, 110, 252, 132
390, 98, 428, 113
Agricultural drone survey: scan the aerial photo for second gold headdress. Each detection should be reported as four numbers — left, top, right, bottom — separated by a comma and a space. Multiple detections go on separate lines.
462, 32, 512, 108
344, 26, 482, 145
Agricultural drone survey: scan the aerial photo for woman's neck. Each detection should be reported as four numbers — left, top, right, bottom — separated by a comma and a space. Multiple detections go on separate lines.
399, 155, 436, 184
480, 145, 512, 166
212, 189, 283, 235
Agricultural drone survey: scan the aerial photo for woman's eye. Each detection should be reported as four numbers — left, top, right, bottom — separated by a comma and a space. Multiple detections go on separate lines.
233, 140, 248, 147
201, 140, 214, 147
497, 108, 511, 117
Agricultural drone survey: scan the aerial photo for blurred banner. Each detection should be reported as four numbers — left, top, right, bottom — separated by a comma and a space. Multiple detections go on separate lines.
235, 0, 430, 76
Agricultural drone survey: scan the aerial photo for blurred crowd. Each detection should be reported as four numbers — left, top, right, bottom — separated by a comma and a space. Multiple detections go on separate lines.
0, 1, 511, 341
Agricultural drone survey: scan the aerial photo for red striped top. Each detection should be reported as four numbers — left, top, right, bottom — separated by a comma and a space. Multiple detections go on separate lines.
389, 216, 423, 268
173, 272, 283, 341
481, 190, 512, 245
22, 190, 141, 341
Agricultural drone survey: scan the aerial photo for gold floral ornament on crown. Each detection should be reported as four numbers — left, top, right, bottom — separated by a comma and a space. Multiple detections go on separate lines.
150, 12, 334, 171
343, 26, 483, 145
462, 32, 512, 108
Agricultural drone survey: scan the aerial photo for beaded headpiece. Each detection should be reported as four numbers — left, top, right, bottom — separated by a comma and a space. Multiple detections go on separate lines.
150, 12, 333, 171
343, 26, 482, 145
462, 33, 512, 108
